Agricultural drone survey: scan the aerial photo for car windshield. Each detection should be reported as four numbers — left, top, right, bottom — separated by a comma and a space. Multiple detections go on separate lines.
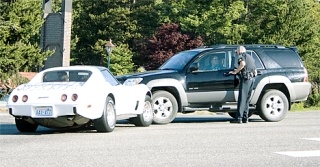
159, 50, 200, 70
43, 70, 92, 82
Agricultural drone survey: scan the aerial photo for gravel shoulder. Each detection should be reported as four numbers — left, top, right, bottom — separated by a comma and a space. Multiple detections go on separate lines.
0, 106, 8, 113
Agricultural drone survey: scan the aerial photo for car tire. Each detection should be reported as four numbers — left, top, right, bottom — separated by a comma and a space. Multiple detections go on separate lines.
152, 91, 178, 124
94, 97, 116, 132
130, 95, 153, 127
15, 118, 38, 132
258, 89, 288, 122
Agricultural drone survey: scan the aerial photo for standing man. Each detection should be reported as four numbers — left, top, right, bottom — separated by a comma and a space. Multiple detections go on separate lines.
229, 46, 257, 123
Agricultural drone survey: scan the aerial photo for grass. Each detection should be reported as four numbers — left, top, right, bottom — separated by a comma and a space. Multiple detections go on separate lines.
291, 102, 320, 112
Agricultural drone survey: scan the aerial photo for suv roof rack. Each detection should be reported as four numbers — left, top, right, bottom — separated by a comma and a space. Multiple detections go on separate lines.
208, 44, 286, 49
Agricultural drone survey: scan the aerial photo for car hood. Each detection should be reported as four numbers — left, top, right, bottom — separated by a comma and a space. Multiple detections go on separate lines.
116, 70, 178, 83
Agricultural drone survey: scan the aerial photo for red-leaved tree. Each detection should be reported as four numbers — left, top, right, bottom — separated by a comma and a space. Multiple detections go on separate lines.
140, 23, 203, 70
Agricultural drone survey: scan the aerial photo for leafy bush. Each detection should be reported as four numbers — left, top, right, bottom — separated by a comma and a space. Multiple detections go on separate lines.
0, 73, 30, 97
306, 82, 320, 107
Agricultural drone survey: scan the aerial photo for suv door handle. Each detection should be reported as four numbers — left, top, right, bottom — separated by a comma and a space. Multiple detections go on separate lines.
224, 72, 231, 76
257, 71, 262, 75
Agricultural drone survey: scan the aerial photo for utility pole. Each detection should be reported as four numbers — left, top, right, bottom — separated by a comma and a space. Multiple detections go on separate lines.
40, 0, 72, 70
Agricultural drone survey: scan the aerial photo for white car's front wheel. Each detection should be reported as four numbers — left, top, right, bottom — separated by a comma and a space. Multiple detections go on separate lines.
94, 97, 116, 132
131, 95, 153, 127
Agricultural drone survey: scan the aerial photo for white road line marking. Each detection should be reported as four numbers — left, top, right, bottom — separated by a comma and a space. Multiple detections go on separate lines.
302, 138, 320, 142
275, 150, 320, 157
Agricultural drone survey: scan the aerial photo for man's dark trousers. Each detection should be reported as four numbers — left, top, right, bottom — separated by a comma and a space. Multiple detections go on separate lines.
236, 77, 255, 119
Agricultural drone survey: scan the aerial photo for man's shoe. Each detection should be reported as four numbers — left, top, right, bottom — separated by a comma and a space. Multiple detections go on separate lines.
242, 118, 249, 123
230, 119, 242, 124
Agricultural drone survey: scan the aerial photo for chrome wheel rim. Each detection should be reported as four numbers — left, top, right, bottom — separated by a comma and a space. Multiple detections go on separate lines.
264, 95, 284, 117
153, 97, 173, 120
106, 102, 116, 128
143, 100, 153, 122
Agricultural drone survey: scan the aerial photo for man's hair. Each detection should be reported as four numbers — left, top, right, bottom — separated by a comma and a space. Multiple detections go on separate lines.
237, 45, 246, 53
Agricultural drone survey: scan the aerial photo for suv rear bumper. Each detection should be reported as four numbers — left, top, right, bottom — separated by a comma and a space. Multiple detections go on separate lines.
292, 82, 312, 102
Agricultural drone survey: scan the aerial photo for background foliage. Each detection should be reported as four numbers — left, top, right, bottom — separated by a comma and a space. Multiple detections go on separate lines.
0, 0, 319, 107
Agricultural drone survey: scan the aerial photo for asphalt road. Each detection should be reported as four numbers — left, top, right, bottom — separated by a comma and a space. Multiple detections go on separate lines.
0, 111, 320, 167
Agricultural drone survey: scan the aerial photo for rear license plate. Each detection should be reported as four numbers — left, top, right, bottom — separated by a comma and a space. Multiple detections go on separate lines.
35, 107, 53, 116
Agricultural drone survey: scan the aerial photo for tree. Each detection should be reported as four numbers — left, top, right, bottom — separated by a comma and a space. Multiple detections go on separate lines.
242, 0, 320, 106
92, 39, 134, 76
155, 0, 247, 44
71, 0, 136, 75
140, 23, 203, 70
0, 0, 52, 82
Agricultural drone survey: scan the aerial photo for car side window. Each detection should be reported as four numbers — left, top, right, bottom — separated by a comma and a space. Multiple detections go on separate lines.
233, 50, 264, 70
197, 51, 231, 71
246, 51, 264, 69
101, 69, 119, 86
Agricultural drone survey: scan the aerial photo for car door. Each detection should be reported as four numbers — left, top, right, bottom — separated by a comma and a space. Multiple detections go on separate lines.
185, 49, 239, 104
100, 69, 137, 115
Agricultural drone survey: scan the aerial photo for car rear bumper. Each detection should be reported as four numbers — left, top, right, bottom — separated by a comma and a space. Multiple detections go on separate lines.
292, 82, 312, 102
8, 104, 77, 118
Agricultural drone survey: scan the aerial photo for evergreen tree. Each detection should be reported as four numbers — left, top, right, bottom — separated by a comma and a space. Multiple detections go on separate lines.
0, 0, 52, 82
71, 0, 136, 74
155, 0, 247, 44
242, 0, 320, 106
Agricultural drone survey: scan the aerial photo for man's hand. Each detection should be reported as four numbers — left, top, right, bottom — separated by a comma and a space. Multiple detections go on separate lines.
229, 70, 237, 75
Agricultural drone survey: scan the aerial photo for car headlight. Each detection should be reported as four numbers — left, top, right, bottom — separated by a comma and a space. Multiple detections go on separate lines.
123, 78, 143, 86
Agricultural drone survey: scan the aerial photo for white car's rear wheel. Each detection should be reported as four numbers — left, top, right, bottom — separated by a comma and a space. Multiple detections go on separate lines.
131, 95, 153, 127
94, 97, 116, 132
15, 118, 38, 132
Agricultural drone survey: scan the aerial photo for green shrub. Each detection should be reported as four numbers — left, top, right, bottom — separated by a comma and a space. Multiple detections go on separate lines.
306, 82, 320, 107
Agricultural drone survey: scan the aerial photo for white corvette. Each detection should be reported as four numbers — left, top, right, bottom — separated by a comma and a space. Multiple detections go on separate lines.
7, 66, 153, 133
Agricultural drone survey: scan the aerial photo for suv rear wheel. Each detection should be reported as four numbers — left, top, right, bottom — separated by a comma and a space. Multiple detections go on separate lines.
152, 91, 178, 124
258, 89, 288, 122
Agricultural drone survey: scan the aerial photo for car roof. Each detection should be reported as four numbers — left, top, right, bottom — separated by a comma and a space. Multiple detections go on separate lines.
207, 44, 286, 49
191, 44, 299, 53
42, 65, 107, 72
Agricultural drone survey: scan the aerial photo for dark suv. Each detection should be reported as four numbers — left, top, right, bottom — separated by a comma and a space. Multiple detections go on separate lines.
117, 44, 312, 124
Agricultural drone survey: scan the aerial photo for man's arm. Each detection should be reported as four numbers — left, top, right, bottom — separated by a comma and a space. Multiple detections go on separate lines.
229, 60, 246, 75
253, 69, 257, 77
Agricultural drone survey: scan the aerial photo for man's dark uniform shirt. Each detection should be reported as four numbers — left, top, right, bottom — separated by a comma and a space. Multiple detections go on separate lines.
234, 53, 256, 123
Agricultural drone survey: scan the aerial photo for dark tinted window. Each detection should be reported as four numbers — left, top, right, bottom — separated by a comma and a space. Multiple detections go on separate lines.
247, 51, 264, 69
159, 50, 201, 70
197, 51, 232, 71
43, 70, 92, 82
263, 50, 302, 68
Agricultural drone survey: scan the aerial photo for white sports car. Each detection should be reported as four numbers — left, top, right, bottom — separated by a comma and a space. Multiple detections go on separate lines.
7, 66, 153, 133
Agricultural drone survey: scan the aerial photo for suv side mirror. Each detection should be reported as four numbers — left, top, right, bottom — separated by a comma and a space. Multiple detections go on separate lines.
188, 63, 199, 72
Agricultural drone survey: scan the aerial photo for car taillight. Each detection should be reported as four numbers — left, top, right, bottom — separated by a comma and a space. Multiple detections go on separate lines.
12, 95, 18, 102
22, 95, 28, 102
61, 94, 67, 102
71, 94, 78, 101
303, 67, 309, 82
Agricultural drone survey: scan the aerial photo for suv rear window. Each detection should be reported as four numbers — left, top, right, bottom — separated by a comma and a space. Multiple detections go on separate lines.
263, 50, 302, 68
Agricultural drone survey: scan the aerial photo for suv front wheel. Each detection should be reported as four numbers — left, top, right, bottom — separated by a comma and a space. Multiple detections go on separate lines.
152, 90, 178, 124
258, 89, 288, 122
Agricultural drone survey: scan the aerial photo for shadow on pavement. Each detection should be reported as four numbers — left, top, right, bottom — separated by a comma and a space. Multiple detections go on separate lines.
0, 114, 264, 135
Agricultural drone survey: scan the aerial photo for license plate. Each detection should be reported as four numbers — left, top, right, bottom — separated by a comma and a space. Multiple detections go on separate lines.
35, 107, 53, 116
